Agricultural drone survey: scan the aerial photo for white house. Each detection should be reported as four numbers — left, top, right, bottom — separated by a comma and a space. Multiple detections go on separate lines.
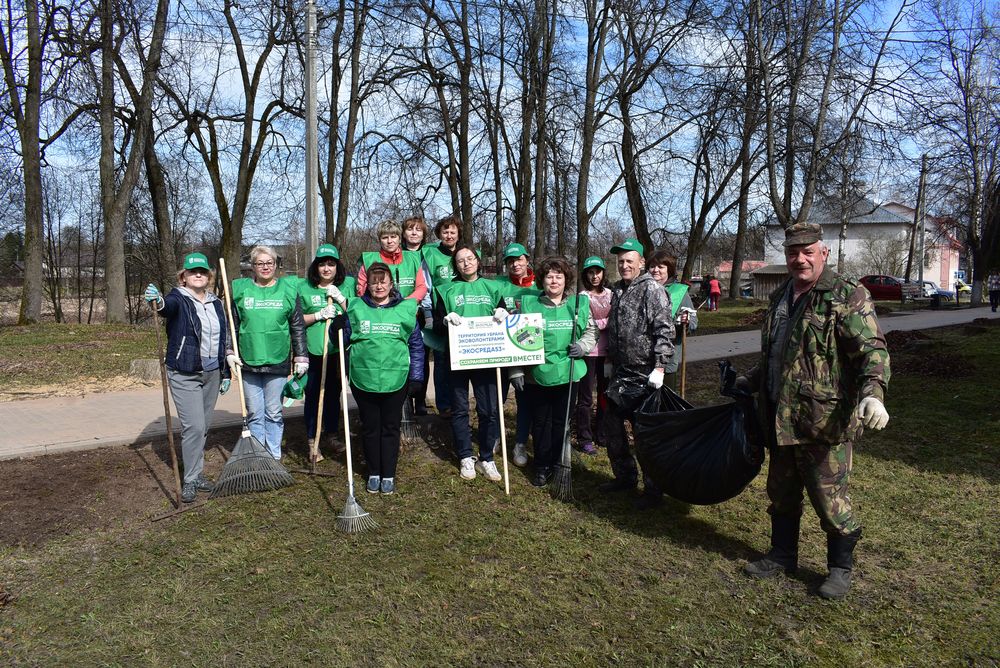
763, 200, 962, 291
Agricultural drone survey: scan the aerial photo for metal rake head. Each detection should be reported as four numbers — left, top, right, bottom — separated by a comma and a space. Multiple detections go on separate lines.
336, 495, 377, 534
210, 433, 295, 499
550, 463, 574, 501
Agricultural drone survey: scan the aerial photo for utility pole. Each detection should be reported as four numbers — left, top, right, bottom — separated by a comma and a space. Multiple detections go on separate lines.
916, 154, 928, 285
304, 0, 318, 260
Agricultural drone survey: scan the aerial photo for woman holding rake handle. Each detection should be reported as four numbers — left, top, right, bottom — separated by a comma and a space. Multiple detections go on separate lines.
297, 244, 355, 461
646, 251, 698, 392
143, 252, 230, 503
229, 245, 308, 460
339, 262, 425, 495
432, 241, 506, 483
511, 257, 596, 487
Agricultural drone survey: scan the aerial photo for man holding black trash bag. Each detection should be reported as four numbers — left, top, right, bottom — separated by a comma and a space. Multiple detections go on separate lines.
601, 238, 675, 510
739, 222, 890, 600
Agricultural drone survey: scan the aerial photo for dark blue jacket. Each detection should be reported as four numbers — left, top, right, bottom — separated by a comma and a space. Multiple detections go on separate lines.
159, 289, 230, 378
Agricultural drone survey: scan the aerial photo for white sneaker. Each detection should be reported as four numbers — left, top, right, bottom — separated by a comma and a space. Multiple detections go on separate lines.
476, 459, 502, 482
460, 457, 477, 480
512, 442, 528, 467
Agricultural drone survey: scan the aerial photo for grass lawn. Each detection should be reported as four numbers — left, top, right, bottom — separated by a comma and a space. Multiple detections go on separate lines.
0, 323, 157, 392
692, 299, 768, 334
1, 327, 998, 665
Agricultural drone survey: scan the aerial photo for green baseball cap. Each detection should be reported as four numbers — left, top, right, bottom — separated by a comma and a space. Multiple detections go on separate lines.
316, 244, 340, 259
281, 373, 307, 406
610, 238, 644, 256
583, 256, 605, 270
503, 242, 529, 260
183, 252, 211, 271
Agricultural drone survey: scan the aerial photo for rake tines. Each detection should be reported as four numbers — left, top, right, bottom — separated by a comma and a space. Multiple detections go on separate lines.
336, 493, 377, 533
210, 429, 295, 499
401, 397, 419, 444
551, 462, 574, 501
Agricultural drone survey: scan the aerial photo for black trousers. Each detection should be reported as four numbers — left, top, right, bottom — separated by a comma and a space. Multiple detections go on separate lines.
527, 383, 576, 470
304, 352, 342, 439
351, 384, 407, 479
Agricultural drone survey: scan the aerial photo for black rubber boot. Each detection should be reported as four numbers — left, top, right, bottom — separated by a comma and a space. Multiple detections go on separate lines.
744, 514, 800, 578
819, 529, 861, 600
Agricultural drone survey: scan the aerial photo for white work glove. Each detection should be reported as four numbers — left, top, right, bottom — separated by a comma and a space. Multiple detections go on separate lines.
326, 285, 346, 305
647, 368, 665, 389
444, 312, 464, 327
293, 361, 309, 377
226, 354, 242, 375
492, 307, 510, 323
675, 306, 696, 326
143, 283, 164, 309
315, 304, 337, 321
856, 397, 889, 430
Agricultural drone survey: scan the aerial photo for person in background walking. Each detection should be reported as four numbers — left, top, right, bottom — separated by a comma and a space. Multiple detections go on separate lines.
423, 215, 463, 418
402, 215, 434, 415
708, 274, 722, 311
356, 219, 427, 302
602, 238, 675, 510
296, 244, 354, 461
988, 269, 1000, 312
646, 251, 698, 392
342, 262, 425, 495
143, 252, 230, 503
433, 241, 505, 482
739, 222, 890, 600
229, 245, 307, 460
575, 256, 612, 455
512, 256, 596, 486
493, 241, 539, 467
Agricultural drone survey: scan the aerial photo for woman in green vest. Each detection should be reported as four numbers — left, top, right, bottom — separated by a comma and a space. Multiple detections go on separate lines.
230, 245, 307, 459
422, 215, 463, 417
356, 219, 427, 302
343, 262, 425, 495
432, 241, 506, 483
511, 256, 597, 486
296, 244, 355, 460
646, 250, 697, 391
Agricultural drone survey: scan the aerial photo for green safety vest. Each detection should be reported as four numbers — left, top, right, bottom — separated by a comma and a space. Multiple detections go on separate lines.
665, 282, 689, 318
422, 245, 456, 297
232, 277, 299, 366
437, 277, 500, 319
360, 251, 422, 298
297, 276, 357, 355
347, 298, 418, 393
494, 276, 539, 311
521, 294, 590, 386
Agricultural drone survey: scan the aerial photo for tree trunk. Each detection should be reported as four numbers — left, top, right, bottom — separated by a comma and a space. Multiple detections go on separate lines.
144, 137, 176, 286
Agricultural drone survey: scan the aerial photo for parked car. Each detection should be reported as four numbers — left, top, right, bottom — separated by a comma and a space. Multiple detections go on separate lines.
859, 275, 903, 300
920, 280, 954, 300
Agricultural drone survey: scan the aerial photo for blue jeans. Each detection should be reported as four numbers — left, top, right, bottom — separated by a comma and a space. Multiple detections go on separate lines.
450, 368, 499, 462
433, 350, 453, 413
242, 370, 285, 459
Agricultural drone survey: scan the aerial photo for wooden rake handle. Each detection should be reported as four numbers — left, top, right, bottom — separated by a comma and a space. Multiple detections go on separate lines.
218, 259, 249, 421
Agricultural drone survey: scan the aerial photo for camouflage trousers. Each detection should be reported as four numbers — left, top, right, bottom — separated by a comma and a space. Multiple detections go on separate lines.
766, 441, 860, 537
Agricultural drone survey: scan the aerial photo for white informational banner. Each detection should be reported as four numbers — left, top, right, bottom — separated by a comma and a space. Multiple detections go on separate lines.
448, 314, 546, 370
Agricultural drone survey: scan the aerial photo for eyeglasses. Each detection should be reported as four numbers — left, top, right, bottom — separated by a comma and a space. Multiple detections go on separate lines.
253, 261, 275, 268
457, 257, 478, 265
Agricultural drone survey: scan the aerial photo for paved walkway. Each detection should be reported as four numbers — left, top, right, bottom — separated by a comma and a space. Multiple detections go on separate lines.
2, 305, 996, 460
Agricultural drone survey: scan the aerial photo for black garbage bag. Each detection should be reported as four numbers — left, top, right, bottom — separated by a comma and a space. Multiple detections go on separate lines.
633, 362, 765, 505
605, 365, 655, 417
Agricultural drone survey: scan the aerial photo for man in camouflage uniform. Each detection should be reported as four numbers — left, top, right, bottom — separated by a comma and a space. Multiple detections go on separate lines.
601, 238, 675, 510
741, 222, 890, 599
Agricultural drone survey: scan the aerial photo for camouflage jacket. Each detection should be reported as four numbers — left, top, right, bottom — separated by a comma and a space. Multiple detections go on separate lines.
748, 267, 890, 447
608, 272, 675, 370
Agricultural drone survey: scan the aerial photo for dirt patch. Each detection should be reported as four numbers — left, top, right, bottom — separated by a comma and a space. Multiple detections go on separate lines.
737, 308, 767, 328
0, 375, 154, 402
885, 330, 932, 349
886, 331, 976, 378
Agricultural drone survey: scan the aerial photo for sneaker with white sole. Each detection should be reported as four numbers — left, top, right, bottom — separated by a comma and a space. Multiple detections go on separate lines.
460, 457, 477, 480
366, 476, 380, 494
512, 442, 528, 467
476, 459, 502, 482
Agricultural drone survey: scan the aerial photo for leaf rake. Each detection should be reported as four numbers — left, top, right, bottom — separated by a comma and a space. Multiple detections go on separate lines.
335, 327, 376, 533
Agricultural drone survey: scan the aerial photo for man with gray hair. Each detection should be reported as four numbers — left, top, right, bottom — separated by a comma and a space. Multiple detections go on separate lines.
739, 221, 890, 599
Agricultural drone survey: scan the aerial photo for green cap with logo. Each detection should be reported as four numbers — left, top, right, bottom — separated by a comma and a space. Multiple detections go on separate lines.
583, 256, 606, 270
281, 373, 307, 407
783, 222, 823, 247
610, 238, 644, 256
316, 244, 340, 260
183, 252, 211, 271
503, 242, 529, 260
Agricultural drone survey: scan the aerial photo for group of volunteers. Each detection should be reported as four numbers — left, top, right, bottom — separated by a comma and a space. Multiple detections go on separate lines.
145, 215, 891, 600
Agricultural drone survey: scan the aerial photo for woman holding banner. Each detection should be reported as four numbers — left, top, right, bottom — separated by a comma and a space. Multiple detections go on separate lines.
432, 242, 506, 482
511, 256, 597, 486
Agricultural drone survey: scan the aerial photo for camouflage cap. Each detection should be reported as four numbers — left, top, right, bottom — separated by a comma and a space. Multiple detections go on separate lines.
783, 222, 823, 247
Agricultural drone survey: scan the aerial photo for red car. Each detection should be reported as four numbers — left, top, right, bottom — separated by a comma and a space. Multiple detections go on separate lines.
859, 275, 903, 300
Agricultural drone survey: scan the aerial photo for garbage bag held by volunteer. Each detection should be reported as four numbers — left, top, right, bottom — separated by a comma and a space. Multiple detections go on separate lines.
633, 361, 764, 505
